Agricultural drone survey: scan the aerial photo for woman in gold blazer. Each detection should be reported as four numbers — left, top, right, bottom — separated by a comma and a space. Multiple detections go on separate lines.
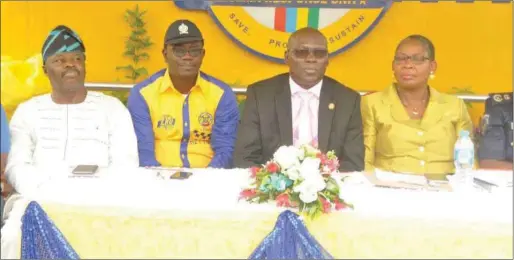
361, 35, 473, 176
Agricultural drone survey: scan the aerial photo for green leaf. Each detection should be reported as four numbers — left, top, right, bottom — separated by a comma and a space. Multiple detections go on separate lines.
143, 36, 152, 43
137, 53, 150, 60
307, 203, 320, 219
257, 193, 269, 203
308, 204, 317, 215
126, 9, 136, 17
123, 50, 135, 57
129, 35, 140, 42
325, 177, 339, 193
116, 65, 134, 71
135, 67, 148, 76
133, 29, 146, 35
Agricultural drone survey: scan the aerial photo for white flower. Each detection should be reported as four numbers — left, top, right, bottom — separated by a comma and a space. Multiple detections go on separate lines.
299, 191, 318, 203
305, 174, 327, 192
299, 157, 321, 179
296, 176, 326, 203
284, 167, 300, 181
293, 175, 326, 195
311, 175, 327, 191
274, 146, 301, 170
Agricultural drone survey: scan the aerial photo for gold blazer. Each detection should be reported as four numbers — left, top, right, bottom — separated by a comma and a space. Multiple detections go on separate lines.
361, 85, 474, 176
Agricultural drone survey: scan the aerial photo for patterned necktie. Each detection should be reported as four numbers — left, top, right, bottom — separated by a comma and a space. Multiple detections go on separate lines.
292, 91, 319, 147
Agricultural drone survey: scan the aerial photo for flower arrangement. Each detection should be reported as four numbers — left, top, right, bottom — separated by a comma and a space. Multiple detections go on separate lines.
240, 144, 352, 219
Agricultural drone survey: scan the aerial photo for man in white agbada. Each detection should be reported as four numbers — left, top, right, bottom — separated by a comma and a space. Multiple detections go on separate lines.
5, 25, 139, 195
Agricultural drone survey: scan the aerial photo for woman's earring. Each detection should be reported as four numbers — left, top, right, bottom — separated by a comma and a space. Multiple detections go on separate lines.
429, 71, 435, 80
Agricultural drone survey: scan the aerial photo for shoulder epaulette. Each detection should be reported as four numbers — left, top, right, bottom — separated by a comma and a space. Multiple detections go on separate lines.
489, 92, 513, 105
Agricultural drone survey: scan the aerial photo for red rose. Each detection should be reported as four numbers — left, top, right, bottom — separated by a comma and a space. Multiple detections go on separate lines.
319, 197, 331, 213
239, 189, 257, 200
250, 166, 260, 178
266, 162, 280, 173
333, 197, 346, 211
318, 154, 329, 165
276, 193, 292, 208
335, 201, 346, 211
326, 158, 340, 172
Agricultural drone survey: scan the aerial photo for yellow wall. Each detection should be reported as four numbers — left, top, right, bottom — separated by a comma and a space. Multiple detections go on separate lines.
1, 1, 512, 124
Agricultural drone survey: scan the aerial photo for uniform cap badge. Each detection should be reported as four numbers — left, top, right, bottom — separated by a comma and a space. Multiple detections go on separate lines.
178, 23, 189, 35
493, 94, 503, 103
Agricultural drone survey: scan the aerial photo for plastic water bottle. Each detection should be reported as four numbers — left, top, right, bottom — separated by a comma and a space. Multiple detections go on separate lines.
453, 130, 475, 186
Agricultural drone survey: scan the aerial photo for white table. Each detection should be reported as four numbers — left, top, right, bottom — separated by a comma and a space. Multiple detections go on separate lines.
1, 168, 512, 259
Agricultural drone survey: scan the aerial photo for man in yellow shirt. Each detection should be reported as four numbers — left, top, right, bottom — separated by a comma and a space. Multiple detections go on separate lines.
128, 20, 239, 169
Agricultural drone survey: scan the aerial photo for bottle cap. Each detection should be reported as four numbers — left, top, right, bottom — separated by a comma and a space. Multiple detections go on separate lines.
459, 130, 470, 137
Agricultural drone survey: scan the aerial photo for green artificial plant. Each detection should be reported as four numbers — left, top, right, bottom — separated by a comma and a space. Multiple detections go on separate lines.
116, 4, 153, 82
111, 4, 153, 105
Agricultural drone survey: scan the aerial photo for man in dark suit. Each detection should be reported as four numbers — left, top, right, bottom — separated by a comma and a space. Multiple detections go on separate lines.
233, 28, 364, 172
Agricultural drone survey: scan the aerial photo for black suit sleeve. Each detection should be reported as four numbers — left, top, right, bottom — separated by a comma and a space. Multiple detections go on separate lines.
340, 94, 365, 171
233, 85, 263, 168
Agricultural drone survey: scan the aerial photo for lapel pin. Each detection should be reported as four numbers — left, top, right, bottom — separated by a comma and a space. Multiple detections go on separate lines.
328, 103, 335, 110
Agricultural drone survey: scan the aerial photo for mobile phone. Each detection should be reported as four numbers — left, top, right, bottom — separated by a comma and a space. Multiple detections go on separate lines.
72, 165, 99, 175
170, 171, 193, 180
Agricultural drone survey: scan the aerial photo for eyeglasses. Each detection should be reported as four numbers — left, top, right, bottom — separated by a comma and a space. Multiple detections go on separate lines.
289, 48, 328, 59
172, 48, 204, 58
394, 55, 430, 65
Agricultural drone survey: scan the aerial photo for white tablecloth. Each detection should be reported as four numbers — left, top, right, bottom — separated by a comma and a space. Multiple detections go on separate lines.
1, 167, 512, 259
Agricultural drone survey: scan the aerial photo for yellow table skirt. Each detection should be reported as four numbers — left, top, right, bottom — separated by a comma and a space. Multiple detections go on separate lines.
41, 203, 513, 259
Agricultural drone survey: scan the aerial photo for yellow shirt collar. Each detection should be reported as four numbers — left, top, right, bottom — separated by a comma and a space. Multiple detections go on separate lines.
159, 69, 203, 94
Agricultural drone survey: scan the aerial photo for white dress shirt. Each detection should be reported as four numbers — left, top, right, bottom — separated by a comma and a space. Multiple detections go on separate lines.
290, 77, 322, 147
5, 91, 139, 195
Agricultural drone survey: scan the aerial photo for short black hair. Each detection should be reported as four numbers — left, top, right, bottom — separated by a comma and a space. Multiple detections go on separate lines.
396, 34, 435, 61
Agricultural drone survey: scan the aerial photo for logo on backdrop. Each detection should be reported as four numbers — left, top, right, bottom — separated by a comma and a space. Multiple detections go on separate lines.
175, 0, 392, 63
